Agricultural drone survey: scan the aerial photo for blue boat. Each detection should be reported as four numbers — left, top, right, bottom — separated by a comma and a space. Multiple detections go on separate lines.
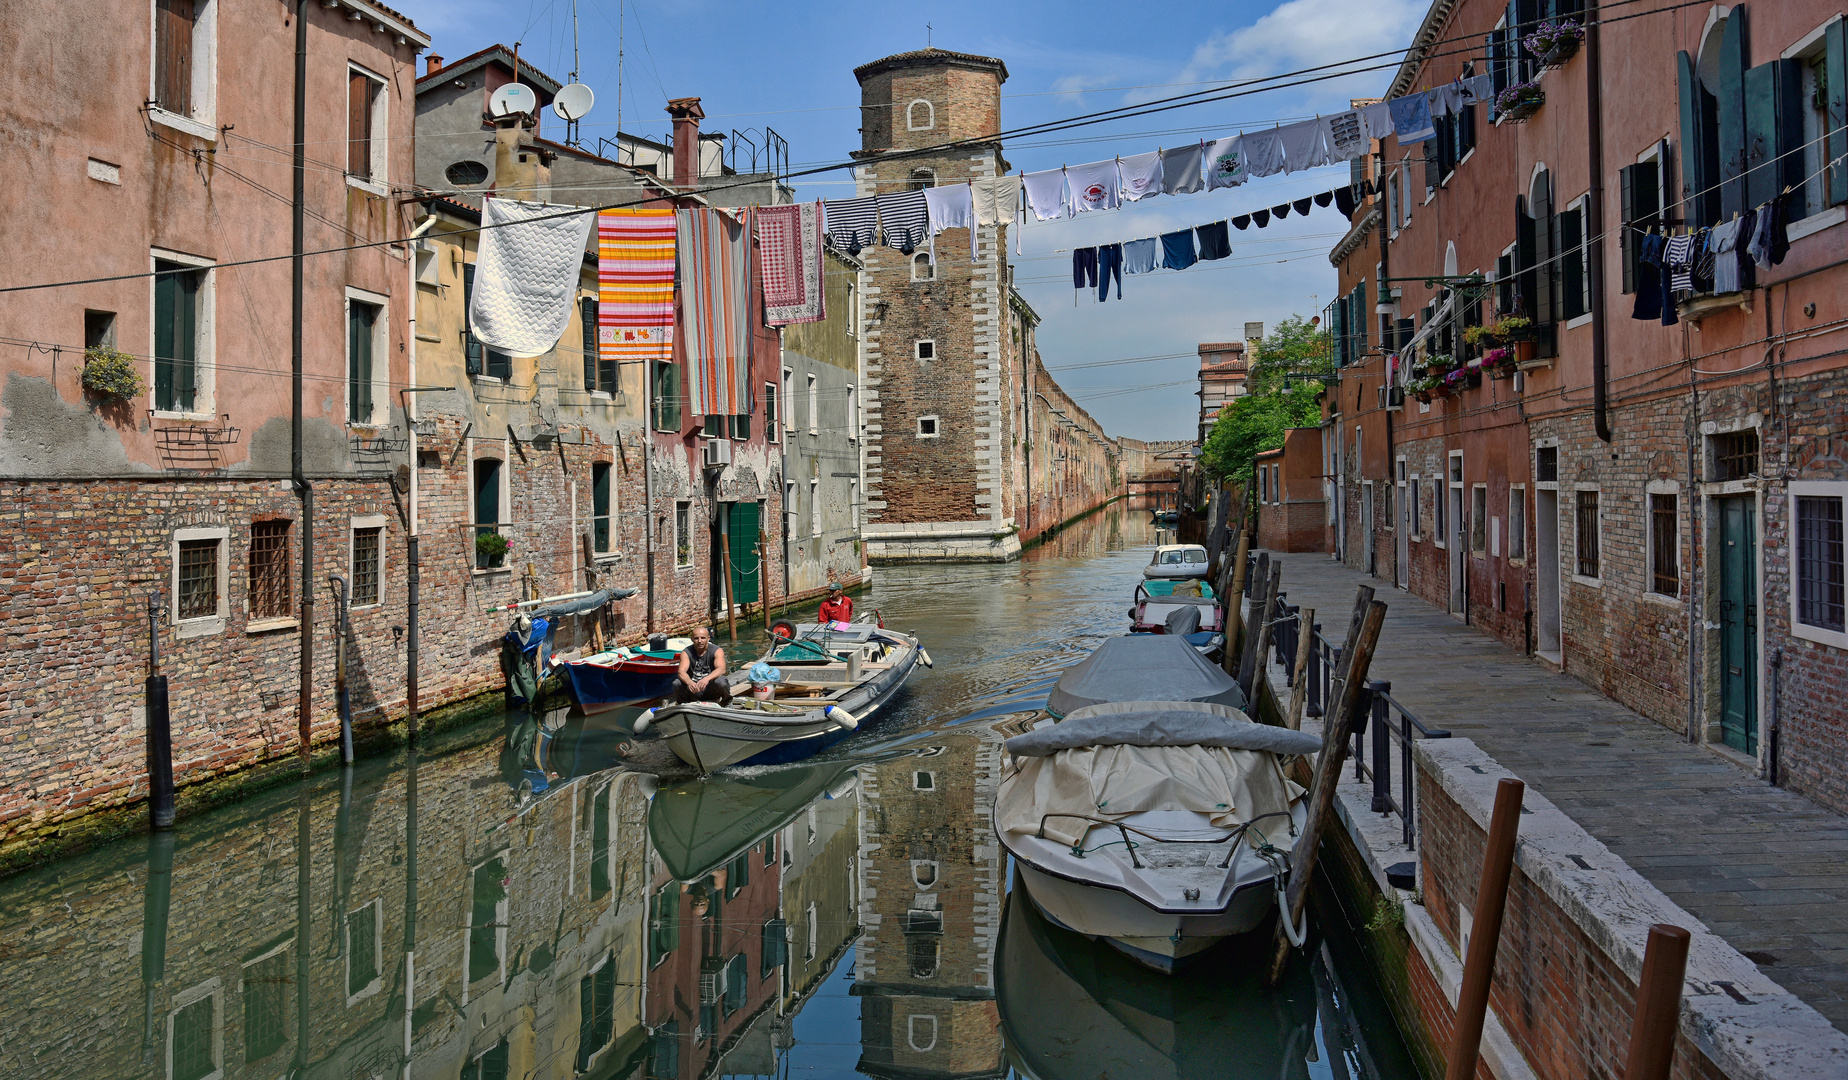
555, 648, 683, 714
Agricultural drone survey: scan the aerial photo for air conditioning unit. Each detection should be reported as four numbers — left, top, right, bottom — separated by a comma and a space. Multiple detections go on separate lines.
702, 438, 733, 470
698, 959, 728, 1004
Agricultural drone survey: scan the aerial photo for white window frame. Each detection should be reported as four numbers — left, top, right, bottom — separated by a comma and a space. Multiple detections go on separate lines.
846, 384, 858, 442
913, 770, 935, 791
345, 898, 385, 1006
809, 477, 821, 539
172, 525, 230, 640
1572, 483, 1604, 587
346, 63, 390, 196
344, 287, 390, 428
1471, 483, 1489, 556
781, 366, 796, 435
469, 441, 511, 576
148, 0, 219, 141
674, 500, 693, 569
1409, 475, 1422, 540
1783, 17, 1847, 229
916, 415, 939, 439
908, 1015, 939, 1052
914, 339, 935, 362
807, 373, 819, 436
167, 977, 224, 1080
911, 252, 935, 281
1508, 483, 1527, 563
149, 247, 216, 420
907, 99, 935, 131
349, 514, 388, 609
764, 381, 779, 444
1789, 480, 1848, 649
461, 855, 510, 1002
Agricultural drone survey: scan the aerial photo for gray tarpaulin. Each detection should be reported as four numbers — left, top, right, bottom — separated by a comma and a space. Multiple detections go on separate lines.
1045, 635, 1247, 717
1006, 701, 1324, 758
531, 587, 635, 619
1164, 604, 1202, 637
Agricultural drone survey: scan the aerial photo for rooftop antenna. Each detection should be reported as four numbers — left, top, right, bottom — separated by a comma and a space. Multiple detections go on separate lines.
554, 1, 596, 145
616, 0, 624, 164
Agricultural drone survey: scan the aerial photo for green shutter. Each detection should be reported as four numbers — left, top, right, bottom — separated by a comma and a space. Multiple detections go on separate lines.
727, 501, 761, 604
1829, 20, 1848, 207
348, 302, 374, 423
175, 269, 197, 411
1715, 10, 1749, 220
656, 361, 681, 431
462, 264, 483, 376
1561, 206, 1585, 320
475, 459, 500, 526
1515, 195, 1537, 319
154, 264, 177, 411
1677, 52, 1712, 226
592, 463, 610, 553
1331, 294, 1347, 367
1743, 59, 1803, 210
581, 297, 598, 390
1619, 164, 1638, 294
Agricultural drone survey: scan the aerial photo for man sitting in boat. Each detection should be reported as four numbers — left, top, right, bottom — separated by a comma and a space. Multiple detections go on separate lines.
674, 627, 733, 706
817, 583, 853, 625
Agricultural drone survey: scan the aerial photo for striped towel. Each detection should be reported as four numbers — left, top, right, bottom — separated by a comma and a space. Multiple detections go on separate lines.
758, 202, 827, 326
679, 208, 750, 417
597, 209, 676, 374
824, 196, 878, 254
469, 197, 596, 356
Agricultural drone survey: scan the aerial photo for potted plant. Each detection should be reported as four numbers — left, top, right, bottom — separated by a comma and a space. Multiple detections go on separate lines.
476, 530, 509, 569
1463, 324, 1498, 348
1497, 82, 1545, 121
81, 345, 145, 401
1481, 345, 1517, 378
1524, 19, 1584, 65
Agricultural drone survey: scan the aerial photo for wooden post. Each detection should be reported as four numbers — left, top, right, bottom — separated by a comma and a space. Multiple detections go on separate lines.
721, 526, 738, 644
1237, 563, 1282, 700
1287, 606, 1314, 730
1444, 778, 1526, 1080
1223, 529, 1252, 669
1267, 599, 1387, 984
1622, 924, 1692, 1080
760, 540, 772, 631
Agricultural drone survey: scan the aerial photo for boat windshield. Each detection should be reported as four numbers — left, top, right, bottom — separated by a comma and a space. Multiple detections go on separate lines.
1159, 550, 1185, 564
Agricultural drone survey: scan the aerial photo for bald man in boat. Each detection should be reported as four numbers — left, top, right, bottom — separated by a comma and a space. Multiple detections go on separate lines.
674, 627, 733, 705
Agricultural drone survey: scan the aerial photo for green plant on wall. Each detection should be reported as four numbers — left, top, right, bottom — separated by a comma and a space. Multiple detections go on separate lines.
81, 345, 146, 401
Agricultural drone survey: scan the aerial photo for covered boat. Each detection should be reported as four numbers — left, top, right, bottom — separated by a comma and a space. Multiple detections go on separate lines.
1129, 578, 1223, 656
1046, 635, 1244, 719
636, 625, 925, 772
1142, 543, 1208, 579
995, 700, 1319, 972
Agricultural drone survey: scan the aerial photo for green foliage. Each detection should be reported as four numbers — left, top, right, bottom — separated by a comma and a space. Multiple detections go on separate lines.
476, 532, 509, 558
1244, 314, 1334, 396
1199, 314, 1331, 486
81, 345, 145, 400
1364, 892, 1406, 932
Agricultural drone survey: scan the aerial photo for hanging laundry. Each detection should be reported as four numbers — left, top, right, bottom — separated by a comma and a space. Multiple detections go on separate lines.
972, 175, 1023, 226
875, 189, 929, 252
678, 207, 751, 417
1161, 144, 1206, 195
1748, 195, 1788, 267
1458, 74, 1495, 108
1358, 100, 1396, 142
1023, 168, 1067, 221
1630, 232, 1663, 321
1231, 214, 1252, 230
1426, 82, 1466, 118
1277, 118, 1331, 171
1735, 207, 1759, 290
1097, 244, 1124, 300
1292, 196, 1314, 216
1313, 190, 1334, 207
757, 203, 827, 327
1334, 186, 1357, 216
1690, 227, 1715, 293
824, 195, 879, 254
1323, 110, 1369, 162
1709, 217, 1745, 294
1241, 129, 1288, 177
1252, 208, 1271, 228
1389, 93, 1435, 143
1072, 247, 1098, 290
1195, 222, 1231, 261
1271, 202, 1291, 220
597, 208, 677, 372
924, 182, 975, 259
1117, 150, 1163, 202
469, 197, 598, 357
1123, 237, 1159, 275
1664, 232, 1694, 295
1204, 136, 1247, 190
1161, 230, 1198, 271
1066, 160, 1121, 214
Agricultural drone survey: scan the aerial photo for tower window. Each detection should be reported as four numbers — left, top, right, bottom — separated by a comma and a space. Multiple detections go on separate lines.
907, 168, 936, 191
906, 100, 934, 132
911, 253, 934, 281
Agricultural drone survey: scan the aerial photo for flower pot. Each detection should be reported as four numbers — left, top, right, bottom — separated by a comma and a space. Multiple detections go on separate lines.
1513, 340, 1536, 366
1416, 390, 1434, 405
1540, 39, 1580, 65
1502, 96, 1543, 122
1466, 372, 1483, 390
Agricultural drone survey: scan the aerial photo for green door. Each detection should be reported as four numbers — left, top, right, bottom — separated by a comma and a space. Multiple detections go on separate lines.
726, 501, 761, 605
1718, 496, 1758, 754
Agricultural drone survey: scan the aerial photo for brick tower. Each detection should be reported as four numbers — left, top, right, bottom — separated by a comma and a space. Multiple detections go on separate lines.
852, 49, 1021, 563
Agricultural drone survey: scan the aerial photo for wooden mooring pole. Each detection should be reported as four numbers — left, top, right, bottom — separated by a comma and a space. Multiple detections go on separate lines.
1286, 606, 1314, 730
1223, 530, 1252, 668
1236, 562, 1282, 700
1623, 924, 1692, 1080
1445, 777, 1526, 1080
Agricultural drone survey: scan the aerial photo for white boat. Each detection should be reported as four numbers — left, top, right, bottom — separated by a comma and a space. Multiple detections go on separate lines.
1142, 543, 1210, 580
995, 700, 1321, 973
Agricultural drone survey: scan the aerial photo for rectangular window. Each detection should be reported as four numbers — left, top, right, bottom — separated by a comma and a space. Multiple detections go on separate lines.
154, 260, 203, 413
649, 883, 681, 968
346, 900, 380, 998
1650, 493, 1680, 596
917, 415, 939, 438
154, 0, 198, 116
1619, 156, 1663, 293
171, 992, 217, 1080
576, 960, 617, 1071
242, 949, 289, 1063
581, 297, 615, 393
850, 477, 859, 530
178, 538, 219, 620
1796, 492, 1846, 634
653, 360, 682, 431
914, 340, 935, 361
810, 478, 821, 537
468, 859, 506, 984
730, 413, 750, 441
589, 784, 612, 900
1536, 445, 1558, 482
846, 384, 858, 440
347, 299, 379, 424
1560, 200, 1589, 320
591, 462, 612, 553
1410, 477, 1422, 537
807, 373, 819, 433
461, 264, 512, 380
1471, 485, 1488, 554
474, 458, 502, 569
1710, 429, 1759, 482
347, 67, 384, 182
1433, 472, 1447, 546
781, 368, 795, 433
764, 382, 778, 443
1576, 489, 1601, 579
649, 1020, 681, 1079
248, 521, 291, 619
351, 526, 382, 606
1508, 486, 1526, 559
675, 501, 691, 567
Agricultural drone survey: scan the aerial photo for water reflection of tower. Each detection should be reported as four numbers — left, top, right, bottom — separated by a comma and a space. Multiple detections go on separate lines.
854, 734, 1006, 1079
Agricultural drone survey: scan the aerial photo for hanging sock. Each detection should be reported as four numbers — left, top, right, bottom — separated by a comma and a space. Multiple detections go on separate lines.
1195, 221, 1231, 261
1117, 150, 1163, 202
1022, 168, 1067, 221
1251, 209, 1271, 228
1313, 190, 1334, 207
1122, 238, 1159, 275
1334, 186, 1356, 217
1097, 244, 1124, 300
1204, 136, 1246, 190
1160, 230, 1198, 270
1292, 196, 1314, 216
1161, 143, 1206, 195
1066, 160, 1120, 214
1231, 214, 1252, 231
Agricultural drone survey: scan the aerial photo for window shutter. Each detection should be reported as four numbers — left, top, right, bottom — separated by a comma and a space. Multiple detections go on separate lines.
154, 0, 194, 116
1536, 178, 1558, 323
1677, 53, 1716, 227
1332, 293, 1347, 366
175, 269, 198, 411
1743, 59, 1803, 209
582, 297, 598, 390
1829, 20, 1848, 207
1489, 30, 1509, 115
1560, 206, 1585, 320
1423, 135, 1440, 192
1715, 10, 1749, 220
1619, 164, 1638, 294
462, 264, 483, 376
1515, 195, 1537, 319
1459, 103, 1476, 159
1355, 280, 1368, 357
349, 72, 373, 178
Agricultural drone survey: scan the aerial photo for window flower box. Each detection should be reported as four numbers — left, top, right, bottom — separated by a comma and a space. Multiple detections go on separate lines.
1524, 20, 1584, 67
1497, 82, 1545, 122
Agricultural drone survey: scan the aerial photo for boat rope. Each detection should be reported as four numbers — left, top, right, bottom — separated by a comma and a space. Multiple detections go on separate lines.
1256, 842, 1308, 949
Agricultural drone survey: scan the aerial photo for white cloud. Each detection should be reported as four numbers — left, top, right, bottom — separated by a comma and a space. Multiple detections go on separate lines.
1152, 0, 1427, 111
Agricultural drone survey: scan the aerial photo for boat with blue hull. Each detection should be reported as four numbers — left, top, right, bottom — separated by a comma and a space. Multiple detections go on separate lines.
554, 647, 683, 713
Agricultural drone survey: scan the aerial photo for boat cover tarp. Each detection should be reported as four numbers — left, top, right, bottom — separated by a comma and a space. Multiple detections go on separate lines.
1046, 636, 1246, 717
1007, 702, 1324, 757
531, 587, 636, 618
1144, 579, 1212, 598
1163, 604, 1201, 637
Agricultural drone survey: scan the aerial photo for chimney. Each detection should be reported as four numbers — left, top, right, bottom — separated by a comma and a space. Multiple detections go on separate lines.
665, 97, 705, 187
426, 54, 443, 75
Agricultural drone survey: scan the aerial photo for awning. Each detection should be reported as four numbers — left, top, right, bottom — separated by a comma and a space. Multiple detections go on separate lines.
529, 587, 635, 618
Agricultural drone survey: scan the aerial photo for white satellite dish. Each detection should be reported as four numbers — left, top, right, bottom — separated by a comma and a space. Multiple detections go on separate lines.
554, 83, 595, 121
488, 82, 538, 118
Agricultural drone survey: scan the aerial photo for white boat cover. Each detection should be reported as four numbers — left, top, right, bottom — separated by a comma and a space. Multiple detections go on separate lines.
1008, 701, 1324, 757
998, 703, 1307, 847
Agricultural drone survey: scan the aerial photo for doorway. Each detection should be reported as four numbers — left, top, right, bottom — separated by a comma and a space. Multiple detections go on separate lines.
1448, 453, 1466, 616
1395, 462, 1410, 589
1716, 495, 1758, 754
1362, 481, 1375, 577
1534, 489, 1561, 659
712, 501, 763, 617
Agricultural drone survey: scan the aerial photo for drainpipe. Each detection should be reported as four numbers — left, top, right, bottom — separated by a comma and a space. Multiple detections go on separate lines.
1586, 2, 1613, 443
292, 0, 315, 758
1376, 150, 1397, 587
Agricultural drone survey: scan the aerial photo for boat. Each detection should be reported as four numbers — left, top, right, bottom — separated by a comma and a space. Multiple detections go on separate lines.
554, 644, 686, 714
995, 699, 1320, 972
1142, 543, 1208, 579
647, 761, 858, 881
1045, 634, 1245, 720
634, 622, 927, 772
1151, 509, 1180, 524
1129, 578, 1224, 657
996, 883, 1321, 1080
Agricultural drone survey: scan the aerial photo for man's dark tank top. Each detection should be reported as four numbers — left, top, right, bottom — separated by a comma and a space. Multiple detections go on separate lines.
684, 643, 717, 679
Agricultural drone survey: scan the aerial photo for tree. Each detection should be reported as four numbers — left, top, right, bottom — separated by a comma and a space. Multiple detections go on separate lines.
1198, 314, 1331, 485
1244, 314, 1334, 396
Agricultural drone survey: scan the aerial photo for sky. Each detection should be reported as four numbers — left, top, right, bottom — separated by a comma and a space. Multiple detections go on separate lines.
393, 0, 1429, 441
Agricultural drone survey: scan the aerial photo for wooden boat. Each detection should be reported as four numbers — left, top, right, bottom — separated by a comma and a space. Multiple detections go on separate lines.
1142, 543, 1208, 579
554, 646, 684, 714
995, 700, 1320, 973
635, 625, 927, 772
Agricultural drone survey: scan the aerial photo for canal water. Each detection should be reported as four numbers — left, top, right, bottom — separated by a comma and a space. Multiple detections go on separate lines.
0, 504, 1417, 1080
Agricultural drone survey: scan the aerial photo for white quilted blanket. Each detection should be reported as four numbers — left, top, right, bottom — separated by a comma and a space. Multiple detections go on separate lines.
468, 197, 596, 357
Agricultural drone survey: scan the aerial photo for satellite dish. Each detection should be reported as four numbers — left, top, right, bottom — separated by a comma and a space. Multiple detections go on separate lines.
488, 82, 538, 118
554, 83, 595, 121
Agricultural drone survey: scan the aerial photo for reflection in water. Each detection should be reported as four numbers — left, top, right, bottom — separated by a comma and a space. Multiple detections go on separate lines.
0, 505, 1414, 1080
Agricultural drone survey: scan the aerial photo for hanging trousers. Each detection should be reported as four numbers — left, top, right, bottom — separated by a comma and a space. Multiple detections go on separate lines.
1072, 247, 1098, 290
1097, 244, 1123, 301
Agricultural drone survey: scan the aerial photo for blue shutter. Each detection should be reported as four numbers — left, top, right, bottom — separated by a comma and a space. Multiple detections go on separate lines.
1829, 20, 1848, 207
1743, 59, 1803, 210
1714, 10, 1749, 220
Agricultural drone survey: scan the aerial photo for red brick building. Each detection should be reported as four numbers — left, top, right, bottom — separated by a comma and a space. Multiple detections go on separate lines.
1255, 428, 1328, 553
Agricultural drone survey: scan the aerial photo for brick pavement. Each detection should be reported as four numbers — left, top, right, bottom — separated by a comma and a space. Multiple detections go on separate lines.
1261, 549, 1848, 1034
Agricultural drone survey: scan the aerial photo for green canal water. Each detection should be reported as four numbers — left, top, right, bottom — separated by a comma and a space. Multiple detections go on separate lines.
0, 503, 1417, 1080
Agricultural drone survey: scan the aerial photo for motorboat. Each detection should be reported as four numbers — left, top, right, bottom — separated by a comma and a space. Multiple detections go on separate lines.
635, 622, 928, 772
554, 643, 686, 714
647, 761, 858, 881
995, 700, 1320, 972
1151, 509, 1180, 524
1044, 634, 1245, 720
997, 883, 1321, 1079
1129, 579, 1223, 658
1142, 543, 1208, 579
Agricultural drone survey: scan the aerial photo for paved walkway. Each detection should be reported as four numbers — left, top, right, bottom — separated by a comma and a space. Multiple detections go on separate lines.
1261, 550, 1848, 1034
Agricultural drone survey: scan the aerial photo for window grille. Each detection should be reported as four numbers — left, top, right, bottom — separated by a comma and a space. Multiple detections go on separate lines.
1576, 490, 1601, 578
243, 950, 290, 1061
1711, 429, 1759, 482
248, 522, 291, 619
352, 527, 381, 605
171, 995, 215, 1080
1797, 495, 1845, 632
1651, 494, 1680, 595
178, 539, 218, 619
347, 903, 378, 996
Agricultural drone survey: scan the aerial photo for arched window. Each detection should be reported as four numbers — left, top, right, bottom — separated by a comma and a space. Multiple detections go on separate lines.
906, 99, 934, 131
911, 253, 934, 281
906, 168, 935, 192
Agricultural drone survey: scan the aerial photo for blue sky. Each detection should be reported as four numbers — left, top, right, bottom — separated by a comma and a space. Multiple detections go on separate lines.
396, 0, 1427, 440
